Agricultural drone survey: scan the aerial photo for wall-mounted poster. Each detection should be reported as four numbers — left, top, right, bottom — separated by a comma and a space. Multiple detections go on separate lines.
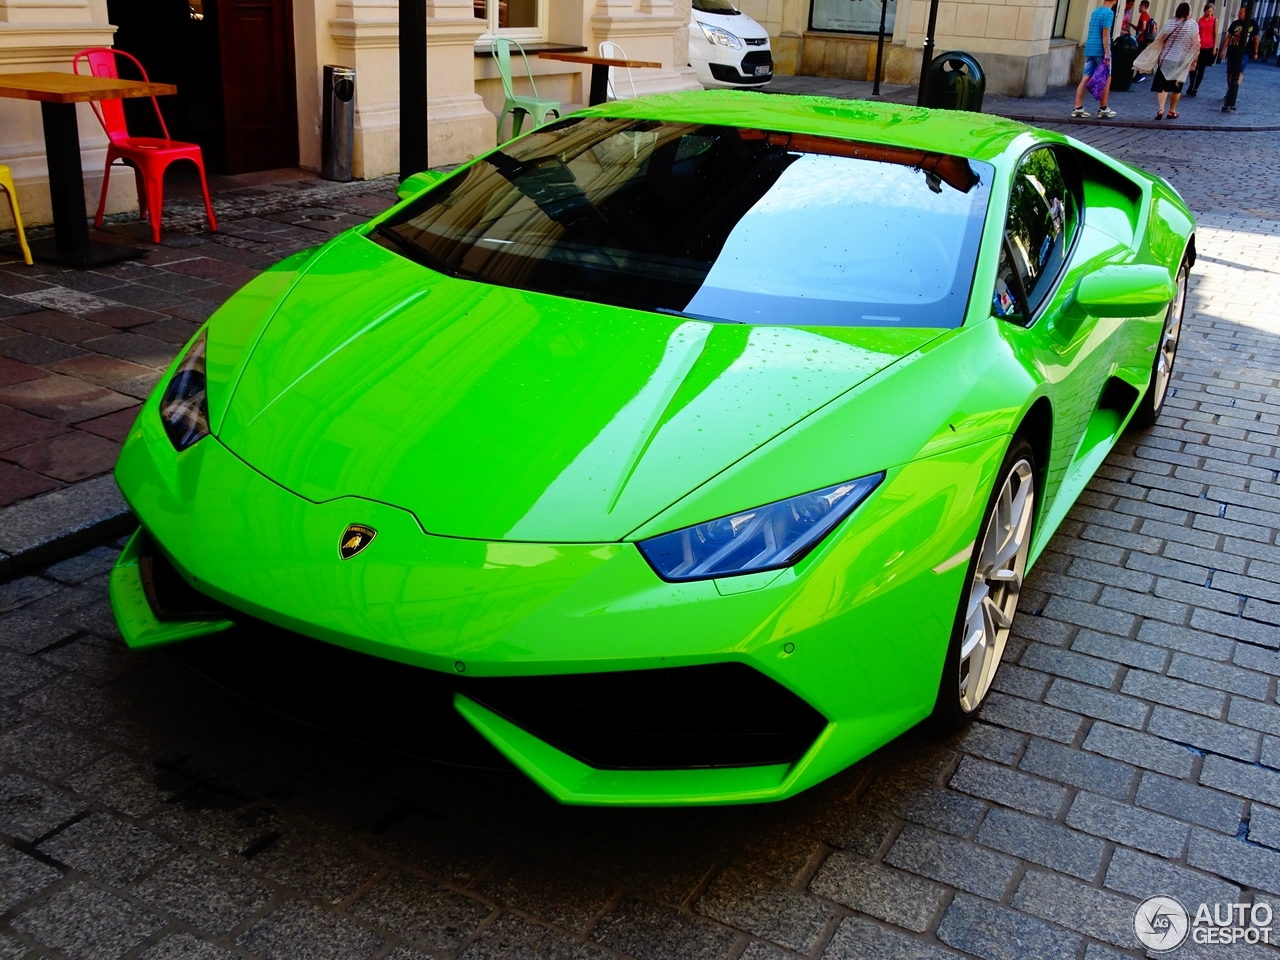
810, 0, 896, 34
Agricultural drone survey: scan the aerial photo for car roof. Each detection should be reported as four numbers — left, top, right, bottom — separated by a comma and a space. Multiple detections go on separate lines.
580, 90, 1034, 163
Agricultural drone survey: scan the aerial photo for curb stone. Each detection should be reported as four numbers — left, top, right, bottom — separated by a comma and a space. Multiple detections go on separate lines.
0, 475, 135, 582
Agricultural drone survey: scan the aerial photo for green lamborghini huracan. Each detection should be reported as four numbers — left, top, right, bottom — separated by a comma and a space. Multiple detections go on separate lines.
109, 90, 1194, 805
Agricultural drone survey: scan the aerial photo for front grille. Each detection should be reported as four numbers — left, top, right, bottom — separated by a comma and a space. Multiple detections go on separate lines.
139, 534, 234, 622
744, 36, 768, 45
710, 63, 771, 84
465, 663, 827, 769
742, 50, 773, 66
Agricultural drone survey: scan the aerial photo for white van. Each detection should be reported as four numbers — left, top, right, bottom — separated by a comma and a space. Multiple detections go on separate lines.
688, 0, 773, 89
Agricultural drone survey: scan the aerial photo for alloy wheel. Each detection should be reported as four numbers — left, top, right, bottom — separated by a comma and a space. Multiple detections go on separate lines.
958, 458, 1035, 713
1150, 266, 1188, 414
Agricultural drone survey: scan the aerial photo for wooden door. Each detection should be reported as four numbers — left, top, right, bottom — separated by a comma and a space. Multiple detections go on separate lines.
215, 0, 299, 172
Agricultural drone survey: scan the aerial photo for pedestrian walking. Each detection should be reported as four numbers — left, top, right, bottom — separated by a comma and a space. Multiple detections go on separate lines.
1186, 2, 1218, 95
1218, 2, 1260, 111
1133, 0, 1158, 78
1136, 2, 1201, 117
1074, 0, 1119, 116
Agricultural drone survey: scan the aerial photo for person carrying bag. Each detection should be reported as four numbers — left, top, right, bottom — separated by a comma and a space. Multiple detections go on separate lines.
1134, 3, 1201, 118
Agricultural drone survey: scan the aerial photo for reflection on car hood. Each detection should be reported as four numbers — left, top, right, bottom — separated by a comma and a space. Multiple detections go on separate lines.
218, 234, 945, 541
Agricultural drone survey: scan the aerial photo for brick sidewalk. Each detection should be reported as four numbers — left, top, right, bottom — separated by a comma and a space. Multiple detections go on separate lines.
0, 171, 397, 509
0, 116, 1276, 960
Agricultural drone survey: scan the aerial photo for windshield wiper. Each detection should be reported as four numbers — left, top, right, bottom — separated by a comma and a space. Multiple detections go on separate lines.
655, 307, 743, 324
375, 224, 483, 281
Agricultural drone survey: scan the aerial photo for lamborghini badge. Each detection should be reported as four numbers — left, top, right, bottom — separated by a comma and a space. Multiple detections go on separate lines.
339, 524, 376, 560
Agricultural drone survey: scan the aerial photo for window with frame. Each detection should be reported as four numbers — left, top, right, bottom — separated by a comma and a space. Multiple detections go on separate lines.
474, 0, 547, 41
993, 148, 1076, 323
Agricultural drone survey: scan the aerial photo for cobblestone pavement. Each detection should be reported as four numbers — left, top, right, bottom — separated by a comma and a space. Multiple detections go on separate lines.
0, 171, 397, 509
0, 120, 1277, 959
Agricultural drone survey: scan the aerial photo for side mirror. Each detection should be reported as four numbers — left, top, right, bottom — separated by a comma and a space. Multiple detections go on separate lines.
1074, 264, 1176, 318
396, 169, 448, 201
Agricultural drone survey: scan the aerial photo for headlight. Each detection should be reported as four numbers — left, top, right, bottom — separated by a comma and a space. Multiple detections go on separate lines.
159, 330, 210, 451
699, 22, 743, 48
638, 473, 883, 581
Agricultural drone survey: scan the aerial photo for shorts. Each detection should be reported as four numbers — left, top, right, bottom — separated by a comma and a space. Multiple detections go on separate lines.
1152, 67, 1183, 92
1083, 55, 1108, 76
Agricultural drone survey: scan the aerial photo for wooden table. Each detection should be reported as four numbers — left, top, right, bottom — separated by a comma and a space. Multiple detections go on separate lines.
0, 72, 177, 268
536, 52, 662, 107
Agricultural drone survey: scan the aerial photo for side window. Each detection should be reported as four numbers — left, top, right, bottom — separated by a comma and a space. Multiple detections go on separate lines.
993, 148, 1076, 321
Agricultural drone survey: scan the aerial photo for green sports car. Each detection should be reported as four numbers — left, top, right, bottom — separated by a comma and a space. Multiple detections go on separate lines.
109, 90, 1194, 806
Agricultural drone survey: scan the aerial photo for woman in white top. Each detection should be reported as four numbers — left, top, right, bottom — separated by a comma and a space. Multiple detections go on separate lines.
1137, 2, 1202, 118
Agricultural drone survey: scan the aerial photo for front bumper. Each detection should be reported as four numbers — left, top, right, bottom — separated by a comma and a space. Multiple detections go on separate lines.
112, 391, 1001, 805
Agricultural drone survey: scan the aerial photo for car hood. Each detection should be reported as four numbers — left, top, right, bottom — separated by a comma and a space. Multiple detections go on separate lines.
217, 234, 945, 541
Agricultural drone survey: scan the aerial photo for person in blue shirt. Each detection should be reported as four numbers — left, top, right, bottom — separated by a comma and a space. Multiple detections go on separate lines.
1074, 0, 1119, 117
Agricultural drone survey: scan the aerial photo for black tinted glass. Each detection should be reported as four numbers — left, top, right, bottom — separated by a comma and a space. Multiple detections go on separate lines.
999, 148, 1073, 317
378, 117, 993, 328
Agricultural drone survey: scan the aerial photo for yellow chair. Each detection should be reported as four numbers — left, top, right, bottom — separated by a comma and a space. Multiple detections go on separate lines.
0, 164, 33, 266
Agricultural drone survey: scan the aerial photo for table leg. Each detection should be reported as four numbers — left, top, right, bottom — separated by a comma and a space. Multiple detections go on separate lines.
13, 101, 142, 269
589, 64, 610, 106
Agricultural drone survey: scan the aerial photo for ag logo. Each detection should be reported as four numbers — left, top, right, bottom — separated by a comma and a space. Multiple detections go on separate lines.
1135, 896, 1190, 952
339, 524, 377, 560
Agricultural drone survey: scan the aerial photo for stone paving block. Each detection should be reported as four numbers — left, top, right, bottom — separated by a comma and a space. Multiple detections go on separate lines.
1135, 771, 1245, 835
991, 663, 1050, 700
1148, 706, 1260, 761
1121, 671, 1228, 718
1020, 644, 1119, 688
350, 869, 491, 954
1232, 642, 1280, 675
1199, 754, 1280, 806
1040, 597, 1138, 636
1189, 608, 1280, 649
1137, 620, 1235, 660
38, 812, 177, 886
1018, 739, 1136, 799
1227, 699, 1280, 736
139, 932, 241, 960
695, 868, 831, 954
1085, 721, 1192, 783
809, 852, 944, 933
149, 797, 282, 861
1070, 629, 1168, 671
0, 843, 60, 914
1065, 792, 1190, 858
1104, 847, 1240, 909
1170, 653, 1273, 700
237, 899, 384, 960
949, 757, 1068, 817
63, 753, 186, 817
898, 786, 988, 837
1011, 871, 1137, 948
977, 692, 1083, 743
976, 806, 1106, 880
0, 773, 85, 841
132, 853, 273, 934
0, 719, 102, 779
1045, 680, 1148, 729
594, 896, 737, 960
884, 825, 1018, 900
956, 722, 1025, 765
1249, 804, 1280, 850
0, 648, 60, 698
457, 914, 611, 960
11, 881, 164, 960
822, 916, 961, 960
937, 893, 1082, 960
247, 829, 381, 906
1187, 828, 1280, 896
477, 856, 617, 934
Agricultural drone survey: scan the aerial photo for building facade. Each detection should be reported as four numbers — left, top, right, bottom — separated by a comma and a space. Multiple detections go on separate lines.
0, 0, 699, 230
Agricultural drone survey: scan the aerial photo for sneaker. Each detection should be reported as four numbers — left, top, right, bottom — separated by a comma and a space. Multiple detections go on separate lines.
1134, 74, 1146, 82
1228, 106, 1237, 112
1099, 107, 1117, 118
1071, 107, 1091, 117
1187, 88, 1198, 97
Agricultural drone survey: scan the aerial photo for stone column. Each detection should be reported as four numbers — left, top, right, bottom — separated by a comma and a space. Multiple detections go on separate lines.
0, 0, 131, 228
330, 0, 495, 178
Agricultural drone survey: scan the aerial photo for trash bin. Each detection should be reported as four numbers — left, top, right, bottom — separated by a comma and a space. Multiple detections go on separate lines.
1110, 34, 1139, 92
321, 65, 356, 182
922, 52, 986, 111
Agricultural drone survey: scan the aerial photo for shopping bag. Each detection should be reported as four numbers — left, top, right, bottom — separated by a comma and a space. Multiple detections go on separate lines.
1086, 59, 1111, 100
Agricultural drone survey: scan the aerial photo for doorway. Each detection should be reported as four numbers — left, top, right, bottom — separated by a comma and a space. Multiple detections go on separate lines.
106, 0, 299, 174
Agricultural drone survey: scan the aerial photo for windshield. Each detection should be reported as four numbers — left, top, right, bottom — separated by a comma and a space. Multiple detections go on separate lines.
377, 118, 993, 328
693, 0, 741, 13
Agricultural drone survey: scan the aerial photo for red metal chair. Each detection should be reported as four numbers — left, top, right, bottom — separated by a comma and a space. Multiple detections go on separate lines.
73, 48, 217, 243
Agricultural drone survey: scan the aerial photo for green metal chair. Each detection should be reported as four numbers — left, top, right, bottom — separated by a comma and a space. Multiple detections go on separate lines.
492, 37, 561, 144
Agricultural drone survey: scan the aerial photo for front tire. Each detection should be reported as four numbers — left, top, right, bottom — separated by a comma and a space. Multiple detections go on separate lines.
931, 438, 1037, 731
1130, 259, 1188, 430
